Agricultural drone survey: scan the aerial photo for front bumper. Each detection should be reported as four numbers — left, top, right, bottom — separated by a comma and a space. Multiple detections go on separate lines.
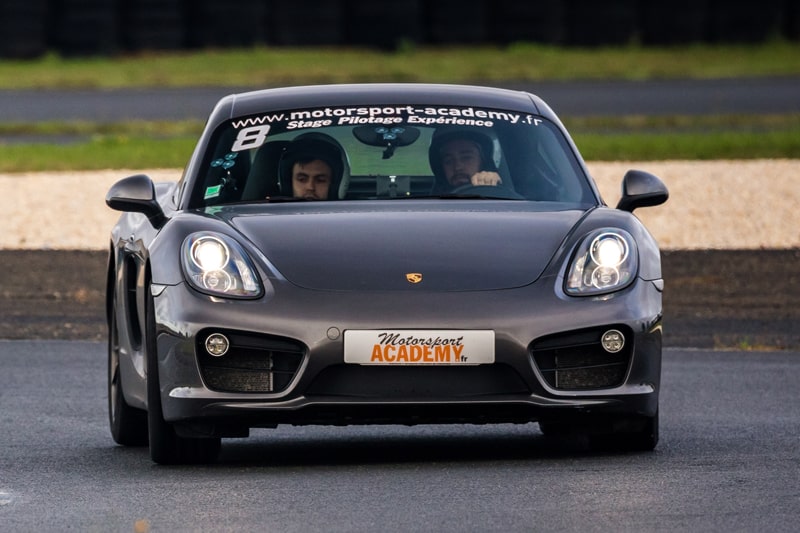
152, 275, 662, 435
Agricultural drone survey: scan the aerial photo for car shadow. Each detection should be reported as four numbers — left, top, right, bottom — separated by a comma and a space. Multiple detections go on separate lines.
211, 423, 612, 467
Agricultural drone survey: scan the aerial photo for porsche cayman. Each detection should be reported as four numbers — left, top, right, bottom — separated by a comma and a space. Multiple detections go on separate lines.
105, 83, 669, 464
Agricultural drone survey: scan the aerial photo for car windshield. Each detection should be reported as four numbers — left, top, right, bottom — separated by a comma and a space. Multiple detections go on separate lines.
190, 103, 596, 208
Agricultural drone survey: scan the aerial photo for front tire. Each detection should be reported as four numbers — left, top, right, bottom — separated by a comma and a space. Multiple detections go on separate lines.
540, 411, 659, 453
108, 297, 148, 446
144, 281, 221, 465
590, 411, 659, 452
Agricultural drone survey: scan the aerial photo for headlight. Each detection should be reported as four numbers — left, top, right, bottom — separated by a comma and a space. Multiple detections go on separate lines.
182, 232, 262, 298
565, 229, 638, 296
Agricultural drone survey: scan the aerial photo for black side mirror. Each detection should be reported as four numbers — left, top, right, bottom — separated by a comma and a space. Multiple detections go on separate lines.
616, 170, 669, 212
106, 174, 167, 228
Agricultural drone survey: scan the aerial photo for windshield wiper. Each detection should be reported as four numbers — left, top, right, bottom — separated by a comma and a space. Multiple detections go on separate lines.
420, 193, 524, 200
263, 196, 319, 203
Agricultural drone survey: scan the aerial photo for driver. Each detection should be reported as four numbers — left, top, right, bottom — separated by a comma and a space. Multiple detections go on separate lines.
429, 130, 502, 192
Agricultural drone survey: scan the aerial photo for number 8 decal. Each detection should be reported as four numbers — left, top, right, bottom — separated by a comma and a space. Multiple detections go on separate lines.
231, 125, 271, 152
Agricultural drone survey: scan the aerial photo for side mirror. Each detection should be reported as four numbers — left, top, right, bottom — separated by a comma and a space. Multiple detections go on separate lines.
616, 170, 669, 212
106, 174, 167, 228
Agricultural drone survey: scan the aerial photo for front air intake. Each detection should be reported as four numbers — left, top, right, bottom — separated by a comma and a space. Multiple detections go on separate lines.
530, 326, 633, 390
196, 330, 305, 393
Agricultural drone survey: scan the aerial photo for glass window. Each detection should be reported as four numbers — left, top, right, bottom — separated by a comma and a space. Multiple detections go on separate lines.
189, 104, 595, 208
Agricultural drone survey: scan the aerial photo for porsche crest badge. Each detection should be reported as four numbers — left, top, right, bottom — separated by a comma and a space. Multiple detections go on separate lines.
405, 273, 423, 284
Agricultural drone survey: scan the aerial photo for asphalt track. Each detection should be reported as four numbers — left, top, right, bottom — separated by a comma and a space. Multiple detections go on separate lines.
1, 341, 798, 531
2, 77, 800, 122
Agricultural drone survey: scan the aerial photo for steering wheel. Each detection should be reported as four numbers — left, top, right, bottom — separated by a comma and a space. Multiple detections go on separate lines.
449, 184, 525, 200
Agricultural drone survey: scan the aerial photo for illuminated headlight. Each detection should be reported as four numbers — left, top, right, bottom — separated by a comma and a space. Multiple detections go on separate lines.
182, 232, 262, 298
565, 229, 638, 295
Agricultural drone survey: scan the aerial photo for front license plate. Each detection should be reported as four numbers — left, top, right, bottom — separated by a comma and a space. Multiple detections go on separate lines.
344, 330, 495, 365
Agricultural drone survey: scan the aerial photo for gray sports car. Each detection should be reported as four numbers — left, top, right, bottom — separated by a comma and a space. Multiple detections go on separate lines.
106, 83, 668, 464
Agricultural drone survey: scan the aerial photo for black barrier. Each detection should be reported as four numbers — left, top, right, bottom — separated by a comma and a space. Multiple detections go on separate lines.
640, 0, 709, 45
0, 0, 798, 58
346, 0, 423, 50
708, 0, 786, 43
0, 0, 48, 59
120, 0, 185, 51
791, 2, 800, 40
48, 0, 118, 56
488, 1, 565, 45
564, 0, 640, 46
186, 0, 268, 48
268, 0, 345, 45
426, 0, 487, 44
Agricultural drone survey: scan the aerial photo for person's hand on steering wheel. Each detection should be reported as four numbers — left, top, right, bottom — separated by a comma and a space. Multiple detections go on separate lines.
470, 171, 502, 186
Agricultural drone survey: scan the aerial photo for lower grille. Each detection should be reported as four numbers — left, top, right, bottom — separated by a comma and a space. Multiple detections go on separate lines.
307, 364, 529, 398
530, 326, 632, 390
196, 331, 305, 393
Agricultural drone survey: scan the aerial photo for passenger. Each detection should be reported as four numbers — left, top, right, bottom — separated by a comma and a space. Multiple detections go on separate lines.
289, 156, 332, 200
278, 136, 345, 200
429, 130, 503, 192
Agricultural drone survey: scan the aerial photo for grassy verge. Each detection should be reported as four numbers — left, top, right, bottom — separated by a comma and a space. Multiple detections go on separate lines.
0, 41, 798, 89
570, 113, 800, 160
576, 130, 800, 160
1, 114, 798, 172
0, 137, 197, 172
0, 121, 203, 171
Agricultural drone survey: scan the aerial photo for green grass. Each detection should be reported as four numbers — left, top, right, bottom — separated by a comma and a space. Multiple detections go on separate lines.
576, 129, 800, 160
1, 41, 799, 89
0, 120, 203, 137
0, 137, 198, 172
567, 113, 800, 160
0, 121, 203, 172
1, 114, 798, 171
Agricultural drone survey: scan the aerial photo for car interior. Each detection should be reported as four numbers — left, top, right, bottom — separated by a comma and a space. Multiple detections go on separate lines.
191, 119, 595, 209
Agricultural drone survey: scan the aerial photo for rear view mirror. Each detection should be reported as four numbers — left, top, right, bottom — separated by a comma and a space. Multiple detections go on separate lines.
616, 170, 669, 212
352, 125, 420, 159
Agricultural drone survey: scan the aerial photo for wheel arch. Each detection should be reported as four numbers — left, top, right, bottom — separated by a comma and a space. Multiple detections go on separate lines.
105, 242, 116, 327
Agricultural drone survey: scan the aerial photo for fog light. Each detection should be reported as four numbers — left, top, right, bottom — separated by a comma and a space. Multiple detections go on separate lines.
601, 329, 625, 353
205, 333, 230, 357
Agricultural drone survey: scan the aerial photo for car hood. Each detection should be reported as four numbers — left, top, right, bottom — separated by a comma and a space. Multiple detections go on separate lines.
222, 203, 585, 291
